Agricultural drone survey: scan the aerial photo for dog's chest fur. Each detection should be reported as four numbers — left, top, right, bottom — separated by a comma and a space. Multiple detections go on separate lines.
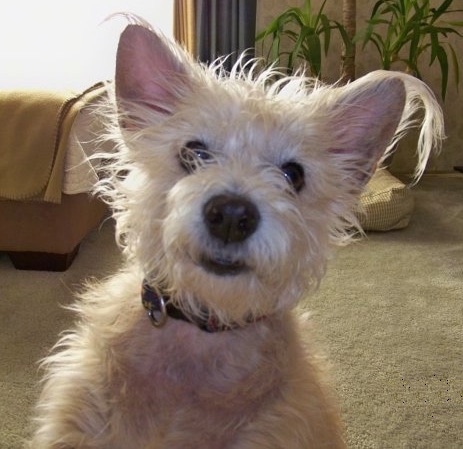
87, 283, 297, 447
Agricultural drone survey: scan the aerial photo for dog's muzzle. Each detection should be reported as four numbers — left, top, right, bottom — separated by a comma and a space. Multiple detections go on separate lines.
201, 193, 259, 276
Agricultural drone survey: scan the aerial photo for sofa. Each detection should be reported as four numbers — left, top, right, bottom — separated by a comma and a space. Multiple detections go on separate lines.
0, 83, 111, 271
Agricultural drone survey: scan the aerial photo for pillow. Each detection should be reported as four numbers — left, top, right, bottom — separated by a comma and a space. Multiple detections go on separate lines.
357, 169, 415, 231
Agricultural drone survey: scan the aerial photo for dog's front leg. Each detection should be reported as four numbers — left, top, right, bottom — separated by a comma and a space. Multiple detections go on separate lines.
230, 329, 346, 449
232, 385, 346, 449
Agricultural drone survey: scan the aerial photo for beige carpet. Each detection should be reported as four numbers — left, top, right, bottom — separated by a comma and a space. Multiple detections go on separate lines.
0, 174, 462, 449
307, 174, 463, 449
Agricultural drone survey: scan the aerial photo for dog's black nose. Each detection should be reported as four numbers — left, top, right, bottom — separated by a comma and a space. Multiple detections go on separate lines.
203, 194, 260, 244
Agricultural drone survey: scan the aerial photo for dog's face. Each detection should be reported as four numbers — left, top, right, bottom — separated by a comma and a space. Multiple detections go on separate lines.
108, 24, 405, 326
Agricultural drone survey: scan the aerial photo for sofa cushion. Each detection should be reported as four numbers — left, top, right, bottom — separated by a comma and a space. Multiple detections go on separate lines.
358, 169, 415, 231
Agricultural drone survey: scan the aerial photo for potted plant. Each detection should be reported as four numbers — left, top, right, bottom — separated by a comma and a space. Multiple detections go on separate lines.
357, 0, 463, 100
355, 0, 463, 175
258, 0, 463, 100
255, 0, 352, 78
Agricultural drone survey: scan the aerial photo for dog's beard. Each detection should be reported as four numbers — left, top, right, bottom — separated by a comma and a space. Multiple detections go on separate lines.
162, 248, 307, 328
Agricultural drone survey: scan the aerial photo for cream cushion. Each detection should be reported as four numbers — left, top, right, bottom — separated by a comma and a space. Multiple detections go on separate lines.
358, 169, 415, 231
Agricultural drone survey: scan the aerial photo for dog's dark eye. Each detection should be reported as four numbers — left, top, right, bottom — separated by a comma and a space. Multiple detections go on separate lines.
179, 140, 212, 173
281, 161, 305, 192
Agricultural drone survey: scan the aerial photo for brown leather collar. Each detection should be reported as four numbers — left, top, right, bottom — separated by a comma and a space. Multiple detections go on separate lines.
141, 280, 237, 333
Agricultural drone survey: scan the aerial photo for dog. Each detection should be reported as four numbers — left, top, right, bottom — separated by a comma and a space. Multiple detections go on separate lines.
28, 17, 444, 449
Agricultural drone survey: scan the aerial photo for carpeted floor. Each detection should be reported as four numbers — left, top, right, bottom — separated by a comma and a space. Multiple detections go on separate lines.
0, 174, 461, 449
306, 174, 463, 448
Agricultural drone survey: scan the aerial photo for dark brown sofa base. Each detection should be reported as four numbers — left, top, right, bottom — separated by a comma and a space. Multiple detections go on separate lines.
7, 246, 80, 271
0, 193, 107, 271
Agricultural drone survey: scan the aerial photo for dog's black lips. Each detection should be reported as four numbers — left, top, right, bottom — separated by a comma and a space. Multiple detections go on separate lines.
200, 255, 248, 276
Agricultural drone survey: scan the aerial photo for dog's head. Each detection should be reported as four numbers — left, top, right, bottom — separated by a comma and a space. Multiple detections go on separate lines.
101, 22, 441, 326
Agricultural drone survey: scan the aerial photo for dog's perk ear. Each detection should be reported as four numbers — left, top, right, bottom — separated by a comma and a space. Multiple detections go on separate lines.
326, 75, 406, 188
115, 24, 189, 125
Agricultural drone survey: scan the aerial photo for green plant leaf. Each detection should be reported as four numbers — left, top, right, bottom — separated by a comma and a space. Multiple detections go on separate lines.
319, 14, 331, 54
352, 0, 463, 100
445, 21, 463, 27
371, 0, 389, 19
335, 20, 354, 53
408, 23, 421, 67
434, 44, 449, 99
254, 0, 341, 78
306, 33, 322, 76
429, 28, 439, 64
431, 0, 454, 23
447, 43, 460, 89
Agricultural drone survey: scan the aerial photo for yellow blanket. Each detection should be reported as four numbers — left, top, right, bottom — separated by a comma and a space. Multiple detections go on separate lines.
0, 83, 107, 203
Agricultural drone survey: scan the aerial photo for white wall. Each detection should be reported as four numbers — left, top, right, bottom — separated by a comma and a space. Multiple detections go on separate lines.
1, 1, 173, 91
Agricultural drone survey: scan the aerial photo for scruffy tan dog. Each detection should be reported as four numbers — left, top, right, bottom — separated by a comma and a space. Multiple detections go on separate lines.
28, 17, 443, 449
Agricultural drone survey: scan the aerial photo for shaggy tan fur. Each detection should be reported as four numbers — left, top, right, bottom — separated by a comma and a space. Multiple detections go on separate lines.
31, 270, 345, 448
28, 16, 443, 449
